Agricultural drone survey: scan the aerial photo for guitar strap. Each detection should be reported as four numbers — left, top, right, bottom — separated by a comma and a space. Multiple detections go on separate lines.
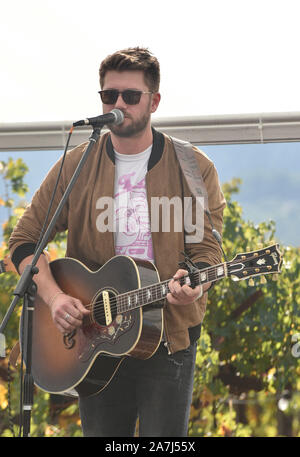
169, 136, 209, 211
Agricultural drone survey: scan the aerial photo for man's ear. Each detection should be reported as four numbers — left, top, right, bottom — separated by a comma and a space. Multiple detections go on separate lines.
151, 92, 161, 113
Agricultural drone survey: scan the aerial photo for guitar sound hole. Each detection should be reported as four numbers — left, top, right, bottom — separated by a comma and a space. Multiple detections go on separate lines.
92, 290, 118, 326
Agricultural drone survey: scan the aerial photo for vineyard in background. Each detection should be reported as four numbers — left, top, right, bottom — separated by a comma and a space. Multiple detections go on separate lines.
0, 158, 299, 437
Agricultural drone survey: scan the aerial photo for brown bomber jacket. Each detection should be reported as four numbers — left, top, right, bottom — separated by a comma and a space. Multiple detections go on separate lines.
9, 128, 226, 353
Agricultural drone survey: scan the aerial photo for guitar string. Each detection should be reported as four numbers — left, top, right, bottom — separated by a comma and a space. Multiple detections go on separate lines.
83, 259, 264, 321
80, 257, 264, 321
83, 269, 215, 322
84, 263, 223, 314
89, 252, 264, 316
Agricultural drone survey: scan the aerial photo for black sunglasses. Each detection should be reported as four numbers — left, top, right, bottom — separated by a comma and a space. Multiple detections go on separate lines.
99, 89, 153, 105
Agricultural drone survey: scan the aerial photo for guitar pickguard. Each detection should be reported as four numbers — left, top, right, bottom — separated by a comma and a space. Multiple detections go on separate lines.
78, 311, 134, 362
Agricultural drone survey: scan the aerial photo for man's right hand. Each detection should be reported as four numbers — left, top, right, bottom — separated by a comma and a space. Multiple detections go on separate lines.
49, 292, 91, 334
18, 253, 90, 334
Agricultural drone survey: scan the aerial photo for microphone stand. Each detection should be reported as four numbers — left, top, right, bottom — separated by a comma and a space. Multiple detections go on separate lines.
0, 126, 101, 436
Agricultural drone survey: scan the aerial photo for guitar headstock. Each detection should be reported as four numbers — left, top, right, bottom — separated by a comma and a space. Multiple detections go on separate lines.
227, 243, 282, 284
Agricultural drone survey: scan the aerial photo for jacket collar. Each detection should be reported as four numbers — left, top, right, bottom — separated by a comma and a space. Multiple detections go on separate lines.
106, 127, 165, 171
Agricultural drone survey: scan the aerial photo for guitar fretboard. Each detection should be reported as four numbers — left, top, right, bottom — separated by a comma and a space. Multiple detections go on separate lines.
116, 262, 228, 313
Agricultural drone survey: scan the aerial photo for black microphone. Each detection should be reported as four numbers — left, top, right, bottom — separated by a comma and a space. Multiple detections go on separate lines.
73, 109, 124, 127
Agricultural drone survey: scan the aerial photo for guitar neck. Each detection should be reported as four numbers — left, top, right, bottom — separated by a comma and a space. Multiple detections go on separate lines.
116, 243, 282, 314
116, 262, 228, 313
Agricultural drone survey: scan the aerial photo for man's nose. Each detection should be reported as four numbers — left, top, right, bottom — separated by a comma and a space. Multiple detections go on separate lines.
114, 93, 129, 110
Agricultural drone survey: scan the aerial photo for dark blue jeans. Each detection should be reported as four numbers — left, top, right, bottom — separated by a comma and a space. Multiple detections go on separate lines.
79, 340, 198, 437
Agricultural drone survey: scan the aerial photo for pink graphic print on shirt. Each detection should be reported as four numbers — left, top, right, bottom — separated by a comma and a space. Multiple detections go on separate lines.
114, 172, 154, 261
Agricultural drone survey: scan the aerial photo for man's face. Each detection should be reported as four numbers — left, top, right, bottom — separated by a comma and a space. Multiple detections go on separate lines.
101, 70, 160, 138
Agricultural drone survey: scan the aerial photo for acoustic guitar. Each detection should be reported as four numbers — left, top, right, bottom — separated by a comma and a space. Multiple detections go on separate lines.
14, 244, 281, 398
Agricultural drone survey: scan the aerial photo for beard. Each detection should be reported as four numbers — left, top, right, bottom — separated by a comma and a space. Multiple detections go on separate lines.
108, 104, 151, 138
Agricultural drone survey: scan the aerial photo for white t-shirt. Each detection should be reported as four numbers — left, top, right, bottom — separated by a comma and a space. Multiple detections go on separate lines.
113, 146, 154, 262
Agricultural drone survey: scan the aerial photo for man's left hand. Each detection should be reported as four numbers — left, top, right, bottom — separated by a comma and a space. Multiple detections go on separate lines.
167, 268, 210, 305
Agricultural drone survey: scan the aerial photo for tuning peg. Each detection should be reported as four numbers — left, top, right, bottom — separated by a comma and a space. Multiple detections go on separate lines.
272, 274, 279, 281
260, 275, 267, 284
248, 278, 255, 287
257, 243, 263, 249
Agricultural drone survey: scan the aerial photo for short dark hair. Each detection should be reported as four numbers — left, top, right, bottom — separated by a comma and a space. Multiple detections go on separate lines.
99, 47, 160, 92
